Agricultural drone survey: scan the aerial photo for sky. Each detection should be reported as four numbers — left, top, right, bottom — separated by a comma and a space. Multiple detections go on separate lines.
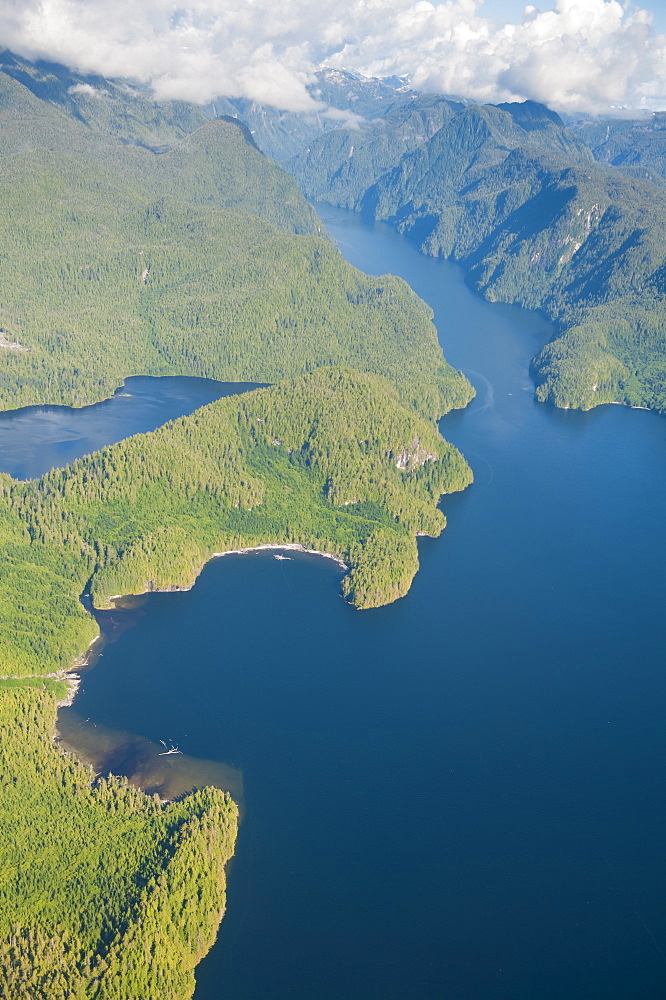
0, 0, 665, 115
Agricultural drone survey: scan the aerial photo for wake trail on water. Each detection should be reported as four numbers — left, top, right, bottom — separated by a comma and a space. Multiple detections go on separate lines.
461, 368, 495, 414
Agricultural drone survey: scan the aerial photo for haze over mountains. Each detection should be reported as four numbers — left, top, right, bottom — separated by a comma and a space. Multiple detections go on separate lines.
2, 0, 665, 112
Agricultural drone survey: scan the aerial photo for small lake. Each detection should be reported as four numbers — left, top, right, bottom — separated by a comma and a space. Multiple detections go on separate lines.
21, 209, 666, 998
0, 374, 264, 480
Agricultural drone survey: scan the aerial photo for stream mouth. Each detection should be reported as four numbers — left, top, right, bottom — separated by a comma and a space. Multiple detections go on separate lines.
62, 589, 244, 805
58, 706, 244, 805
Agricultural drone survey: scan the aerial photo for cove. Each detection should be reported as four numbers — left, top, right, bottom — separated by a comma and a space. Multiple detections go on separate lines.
0, 374, 264, 480
68, 207, 666, 1000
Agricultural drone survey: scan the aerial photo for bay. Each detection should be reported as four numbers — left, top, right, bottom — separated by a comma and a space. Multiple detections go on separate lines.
66, 208, 666, 998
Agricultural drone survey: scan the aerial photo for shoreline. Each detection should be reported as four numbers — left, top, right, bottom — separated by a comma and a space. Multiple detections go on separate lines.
57, 632, 107, 708
210, 542, 348, 570
55, 542, 351, 760
0, 371, 266, 418
56, 671, 83, 709
106, 543, 348, 603
56, 542, 349, 735
1, 626, 101, 710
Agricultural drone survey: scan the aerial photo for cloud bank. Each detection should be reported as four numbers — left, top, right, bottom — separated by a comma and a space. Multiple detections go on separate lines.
0, 0, 664, 113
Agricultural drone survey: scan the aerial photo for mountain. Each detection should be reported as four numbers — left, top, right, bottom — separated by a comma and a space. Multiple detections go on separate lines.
566, 110, 666, 184
289, 92, 464, 208
0, 49, 214, 147
0, 52, 474, 1000
283, 95, 666, 413
0, 53, 471, 418
207, 69, 440, 163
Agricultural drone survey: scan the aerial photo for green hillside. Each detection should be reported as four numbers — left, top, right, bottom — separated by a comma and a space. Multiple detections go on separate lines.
288, 93, 463, 208
567, 111, 666, 184
0, 367, 471, 997
0, 61, 471, 417
1, 367, 472, 679
288, 97, 666, 413
0, 685, 236, 1000
0, 54, 474, 999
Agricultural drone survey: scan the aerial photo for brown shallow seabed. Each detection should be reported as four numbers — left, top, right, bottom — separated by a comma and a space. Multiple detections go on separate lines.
58, 593, 244, 807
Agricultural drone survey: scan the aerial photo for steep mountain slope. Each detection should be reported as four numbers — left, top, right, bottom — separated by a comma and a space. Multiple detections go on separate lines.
289, 93, 464, 208
0, 53, 426, 163
287, 97, 666, 412
0, 61, 471, 417
0, 52, 475, 1000
567, 111, 666, 184
208, 69, 425, 163
0, 49, 216, 147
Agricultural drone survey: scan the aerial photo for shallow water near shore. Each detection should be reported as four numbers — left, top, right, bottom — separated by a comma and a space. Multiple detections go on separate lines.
44, 208, 666, 997
58, 706, 244, 805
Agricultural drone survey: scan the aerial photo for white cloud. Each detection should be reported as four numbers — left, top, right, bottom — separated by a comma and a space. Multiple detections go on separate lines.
0, 0, 664, 113
67, 82, 105, 97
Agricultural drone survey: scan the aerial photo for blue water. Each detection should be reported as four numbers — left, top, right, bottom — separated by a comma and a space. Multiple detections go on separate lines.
66, 208, 666, 998
0, 375, 264, 480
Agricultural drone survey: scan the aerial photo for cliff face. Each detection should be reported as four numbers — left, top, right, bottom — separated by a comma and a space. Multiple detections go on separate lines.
281, 91, 666, 413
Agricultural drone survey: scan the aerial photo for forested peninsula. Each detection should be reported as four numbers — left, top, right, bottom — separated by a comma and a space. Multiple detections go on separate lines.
0, 54, 473, 998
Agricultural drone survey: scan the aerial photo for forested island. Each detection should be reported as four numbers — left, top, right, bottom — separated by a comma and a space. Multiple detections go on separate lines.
0, 53, 472, 998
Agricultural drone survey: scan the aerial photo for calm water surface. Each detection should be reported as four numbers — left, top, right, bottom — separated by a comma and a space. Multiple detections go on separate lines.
0, 375, 264, 479
66, 208, 666, 999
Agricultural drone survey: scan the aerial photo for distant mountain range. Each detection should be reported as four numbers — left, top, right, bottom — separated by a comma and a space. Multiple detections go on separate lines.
213, 67, 666, 415
273, 80, 666, 414
2, 47, 665, 411
565, 111, 666, 185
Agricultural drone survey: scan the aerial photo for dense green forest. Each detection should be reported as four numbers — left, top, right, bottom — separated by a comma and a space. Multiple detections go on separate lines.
566, 111, 666, 184
0, 53, 474, 998
6, 44, 664, 998
11, 50, 664, 418
0, 368, 471, 997
0, 685, 237, 999
0, 60, 471, 418
286, 95, 666, 413
1, 367, 472, 678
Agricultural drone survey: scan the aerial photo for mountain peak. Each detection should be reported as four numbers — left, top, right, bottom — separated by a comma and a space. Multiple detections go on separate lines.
496, 100, 565, 131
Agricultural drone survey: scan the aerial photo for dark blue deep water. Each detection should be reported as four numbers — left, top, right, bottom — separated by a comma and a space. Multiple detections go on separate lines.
61, 209, 666, 998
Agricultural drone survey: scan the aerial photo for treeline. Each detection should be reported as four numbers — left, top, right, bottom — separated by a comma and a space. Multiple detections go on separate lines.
0, 68, 471, 419
1, 368, 472, 683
